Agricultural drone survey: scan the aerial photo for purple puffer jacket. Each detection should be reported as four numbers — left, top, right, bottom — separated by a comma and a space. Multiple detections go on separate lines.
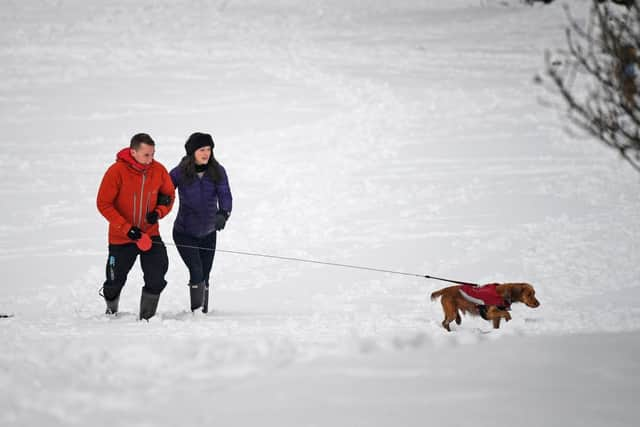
170, 164, 233, 237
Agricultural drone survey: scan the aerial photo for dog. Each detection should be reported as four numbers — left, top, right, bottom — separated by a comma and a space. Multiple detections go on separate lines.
430, 283, 540, 331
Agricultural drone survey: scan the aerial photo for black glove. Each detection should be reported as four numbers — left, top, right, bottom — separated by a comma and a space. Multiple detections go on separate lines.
157, 193, 171, 206
127, 226, 142, 241
146, 210, 159, 225
214, 211, 229, 231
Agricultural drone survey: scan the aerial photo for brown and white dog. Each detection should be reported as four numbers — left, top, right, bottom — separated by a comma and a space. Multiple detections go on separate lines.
430, 283, 540, 331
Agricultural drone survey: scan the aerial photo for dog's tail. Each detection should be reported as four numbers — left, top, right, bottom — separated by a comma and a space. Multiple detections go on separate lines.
430, 289, 444, 302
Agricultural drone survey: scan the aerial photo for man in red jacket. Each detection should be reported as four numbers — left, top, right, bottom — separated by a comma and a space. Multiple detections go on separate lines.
97, 133, 175, 320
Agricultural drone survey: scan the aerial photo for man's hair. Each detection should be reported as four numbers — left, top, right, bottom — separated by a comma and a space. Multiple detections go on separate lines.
130, 133, 155, 149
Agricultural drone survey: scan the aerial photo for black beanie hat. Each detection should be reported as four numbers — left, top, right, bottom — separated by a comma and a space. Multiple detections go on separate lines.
185, 132, 214, 155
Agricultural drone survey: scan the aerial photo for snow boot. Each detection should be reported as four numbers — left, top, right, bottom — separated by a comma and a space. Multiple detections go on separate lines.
189, 281, 205, 312
202, 282, 210, 314
105, 296, 119, 315
139, 290, 160, 321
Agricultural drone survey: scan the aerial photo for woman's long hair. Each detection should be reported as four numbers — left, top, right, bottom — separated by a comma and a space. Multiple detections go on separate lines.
178, 153, 221, 184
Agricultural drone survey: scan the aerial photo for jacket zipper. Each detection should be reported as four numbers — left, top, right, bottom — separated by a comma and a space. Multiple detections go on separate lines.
200, 177, 206, 236
137, 173, 147, 227
133, 194, 137, 227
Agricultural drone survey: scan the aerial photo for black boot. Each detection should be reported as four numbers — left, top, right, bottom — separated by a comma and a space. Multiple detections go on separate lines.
202, 282, 210, 314
105, 296, 119, 315
139, 290, 160, 321
102, 285, 121, 315
189, 281, 205, 312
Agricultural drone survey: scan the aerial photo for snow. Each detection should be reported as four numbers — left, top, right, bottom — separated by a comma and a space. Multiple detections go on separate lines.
1, 0, 639, 425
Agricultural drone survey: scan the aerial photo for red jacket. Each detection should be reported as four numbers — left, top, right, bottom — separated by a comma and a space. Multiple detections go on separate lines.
459, 284, 508, 307
97, 148, 175, 245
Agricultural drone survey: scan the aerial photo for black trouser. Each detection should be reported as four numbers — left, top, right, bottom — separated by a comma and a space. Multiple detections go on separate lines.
102, 236, 168, 301
173, 229, 216, 286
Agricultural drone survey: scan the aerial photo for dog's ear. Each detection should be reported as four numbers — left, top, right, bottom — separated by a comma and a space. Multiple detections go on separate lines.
520, 284, 534, 299
511, 284, 525, 301
501, 286, 513, 302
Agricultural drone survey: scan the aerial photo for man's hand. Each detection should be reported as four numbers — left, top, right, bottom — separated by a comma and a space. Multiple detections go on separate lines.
127, 226, 142, 241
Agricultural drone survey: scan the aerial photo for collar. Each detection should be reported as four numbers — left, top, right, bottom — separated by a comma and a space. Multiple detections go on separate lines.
116, 147, 152, 173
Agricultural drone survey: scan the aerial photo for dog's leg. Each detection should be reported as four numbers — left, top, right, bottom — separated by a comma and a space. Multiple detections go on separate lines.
486, 306, 505, 329
455, 311, 461, 325
492, 317, 501, 329
494, 310, 511, 328
441, 298, 457, 332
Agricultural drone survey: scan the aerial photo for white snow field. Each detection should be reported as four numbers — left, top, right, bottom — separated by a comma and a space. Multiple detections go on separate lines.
1, 0, 639, 426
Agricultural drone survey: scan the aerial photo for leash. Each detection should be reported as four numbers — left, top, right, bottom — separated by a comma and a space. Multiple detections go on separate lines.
154, 241, 479, 286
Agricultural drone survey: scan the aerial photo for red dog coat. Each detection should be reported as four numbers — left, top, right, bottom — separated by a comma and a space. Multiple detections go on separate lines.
459, 284, 509, 308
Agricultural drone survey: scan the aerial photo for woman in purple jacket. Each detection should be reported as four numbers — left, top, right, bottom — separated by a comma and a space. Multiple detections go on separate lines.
170, 132, 233, 313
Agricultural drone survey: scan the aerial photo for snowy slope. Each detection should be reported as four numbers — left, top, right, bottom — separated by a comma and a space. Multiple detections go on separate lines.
1, 1, 639, 426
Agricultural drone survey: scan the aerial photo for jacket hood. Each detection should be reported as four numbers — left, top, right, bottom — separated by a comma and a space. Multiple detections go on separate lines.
116, 147, 152, 173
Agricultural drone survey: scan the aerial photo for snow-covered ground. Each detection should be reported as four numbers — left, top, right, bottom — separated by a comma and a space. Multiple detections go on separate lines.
1, 0, 639, 425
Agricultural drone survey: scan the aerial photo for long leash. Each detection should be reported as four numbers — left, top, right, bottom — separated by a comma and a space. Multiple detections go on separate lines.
156, 241, 479, 286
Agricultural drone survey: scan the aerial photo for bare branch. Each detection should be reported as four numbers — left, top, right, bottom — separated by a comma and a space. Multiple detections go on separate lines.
541, 0, 640, 175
